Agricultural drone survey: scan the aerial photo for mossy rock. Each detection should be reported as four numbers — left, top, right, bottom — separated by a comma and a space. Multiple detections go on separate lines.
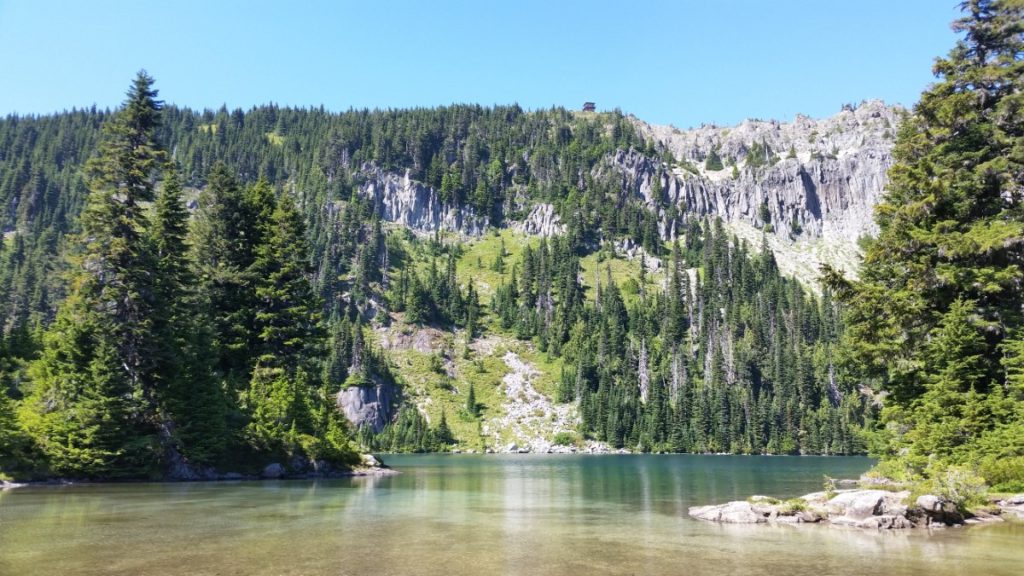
343, 373, 372, 388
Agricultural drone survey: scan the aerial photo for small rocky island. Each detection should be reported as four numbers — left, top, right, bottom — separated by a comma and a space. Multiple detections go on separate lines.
689, 486, 1024, 530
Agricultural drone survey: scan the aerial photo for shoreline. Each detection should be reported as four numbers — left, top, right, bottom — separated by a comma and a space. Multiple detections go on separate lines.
0, 454, 397, 490
4, 452, 871, 488
1, 467, 397, 490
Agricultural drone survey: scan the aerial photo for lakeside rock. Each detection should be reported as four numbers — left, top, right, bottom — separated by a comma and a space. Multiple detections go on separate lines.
997, 494, 1024, 519
689, 488, 1018, 530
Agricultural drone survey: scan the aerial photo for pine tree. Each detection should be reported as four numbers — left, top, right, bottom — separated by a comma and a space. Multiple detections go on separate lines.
22, 72, 171, 478
191, 163, 261, 385
466, 383, 478, 417
150, 167, 226, 466
828, 0, 1024, 483
434, 410, 455, 446
246, 193, 326, 453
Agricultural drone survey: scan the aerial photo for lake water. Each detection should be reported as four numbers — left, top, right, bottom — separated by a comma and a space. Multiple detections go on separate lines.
1, 454, 1021, 575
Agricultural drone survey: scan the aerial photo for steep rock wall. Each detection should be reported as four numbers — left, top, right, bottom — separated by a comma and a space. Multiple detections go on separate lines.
356, 164, 487, 236
624, 100, 900, 249
337, 377, 397, 434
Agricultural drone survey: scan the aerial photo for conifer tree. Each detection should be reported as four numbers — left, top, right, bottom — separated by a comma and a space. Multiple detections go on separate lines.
22, 71, 172, 478
466, 383, 478, 417
150, 167, 226, 465
434, 410, 454, 446
191, 163, 261, 384
827, 0, 1024, 485
246, 193, 325, 452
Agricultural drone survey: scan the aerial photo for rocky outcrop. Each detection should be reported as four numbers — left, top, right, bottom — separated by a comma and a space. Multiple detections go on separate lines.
261, 462, 286, 479
689, 488, 1008, 530
337, 376, 397, 434
622, 101, 901, 279
356, 164, 486, 236
996, 494, 1024, 519
689, 500, 767, 524
515, 203, 565, 237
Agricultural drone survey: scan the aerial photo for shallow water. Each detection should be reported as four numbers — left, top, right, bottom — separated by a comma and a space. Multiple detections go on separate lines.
1, 454, 1021, 575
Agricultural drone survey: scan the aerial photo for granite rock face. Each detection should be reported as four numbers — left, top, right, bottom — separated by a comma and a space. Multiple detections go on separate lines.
337, 376, 397, 434
629, 101, 898, 240
516, 203, 565, 237
356, 164, 487, 236
624, 101, 901, 278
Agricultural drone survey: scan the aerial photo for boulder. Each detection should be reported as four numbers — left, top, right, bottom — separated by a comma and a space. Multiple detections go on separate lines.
827, 490, 887, 519
914, 494, 963, 526
858, 514, 915, 530
689, 501, 766, 524
337, 376, 396, 434
997, 494, 1024, 519
797, 510, 824, 524
915, 494, 943, 512
692, 487, 921, 530
261, 463, 285, 479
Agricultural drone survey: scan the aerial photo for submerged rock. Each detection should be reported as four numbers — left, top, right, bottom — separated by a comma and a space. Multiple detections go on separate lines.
689, 501, 766, 524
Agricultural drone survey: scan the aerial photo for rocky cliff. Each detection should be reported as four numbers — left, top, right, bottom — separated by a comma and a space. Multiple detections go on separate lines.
343, 103, 899, 283
356, 163, 487, 236
337, 376, 397, 434
624, 100, 902, 281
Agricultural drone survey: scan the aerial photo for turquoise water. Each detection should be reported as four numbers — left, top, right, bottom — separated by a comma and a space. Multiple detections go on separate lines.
1, 454, 1021, 575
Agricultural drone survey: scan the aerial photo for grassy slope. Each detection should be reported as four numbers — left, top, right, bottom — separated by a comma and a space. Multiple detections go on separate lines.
377, 229, 594, 450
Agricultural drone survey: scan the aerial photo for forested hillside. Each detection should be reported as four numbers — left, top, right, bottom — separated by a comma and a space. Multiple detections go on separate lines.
0, 73, 875, 481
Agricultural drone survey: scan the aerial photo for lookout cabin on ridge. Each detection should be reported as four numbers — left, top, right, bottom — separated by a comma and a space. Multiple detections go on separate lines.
582, 102, 596, 112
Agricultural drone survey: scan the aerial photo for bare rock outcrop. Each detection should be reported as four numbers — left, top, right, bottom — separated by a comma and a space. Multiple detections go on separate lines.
337, 376, 396, 434
688, 488, 1007, 530
995, 494, 1024, 519
356, 164, 486, 236
622, 101, 901, 279
515, 203, 565, 237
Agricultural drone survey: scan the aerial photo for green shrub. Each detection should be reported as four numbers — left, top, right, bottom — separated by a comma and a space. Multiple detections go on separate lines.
979, 455, 1024, 492
926, 464, 988, 511
704, 149, 724, 171
553, 432, 577, 446
780, 499, 807, 514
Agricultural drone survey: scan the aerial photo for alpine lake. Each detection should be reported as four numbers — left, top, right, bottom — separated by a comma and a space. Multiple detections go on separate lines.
2, 454, 1021, 575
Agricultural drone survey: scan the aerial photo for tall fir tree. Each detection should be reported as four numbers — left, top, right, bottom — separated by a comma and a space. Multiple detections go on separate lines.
827, 0, 1024, 487
22, 72, 171, 478
150, 167, 227, 466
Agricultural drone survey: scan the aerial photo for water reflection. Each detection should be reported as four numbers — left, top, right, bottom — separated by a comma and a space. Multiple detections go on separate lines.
1, 455, 1021, 576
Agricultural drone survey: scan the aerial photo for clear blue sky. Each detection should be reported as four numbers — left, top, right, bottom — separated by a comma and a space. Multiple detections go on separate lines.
0, 0, 960, 127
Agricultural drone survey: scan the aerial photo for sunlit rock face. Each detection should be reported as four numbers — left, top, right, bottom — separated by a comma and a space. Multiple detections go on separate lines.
623, 101, 901, 280
356, 164, 487, 236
